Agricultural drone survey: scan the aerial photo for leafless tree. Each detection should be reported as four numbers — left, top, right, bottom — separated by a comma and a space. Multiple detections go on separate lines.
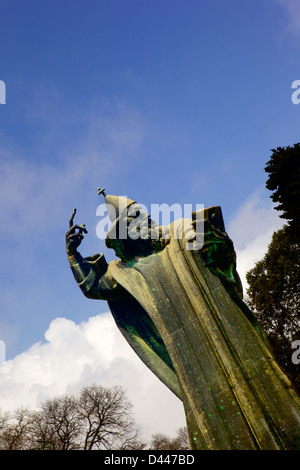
149, 427, 190, 450
37, 395, 82, 450
28, 409, 59, 450
0, 408, 33, 450
77, 384, 145, 450
0, 409, 10, 432
1, 385, 190, 450
0, 385, 144, 450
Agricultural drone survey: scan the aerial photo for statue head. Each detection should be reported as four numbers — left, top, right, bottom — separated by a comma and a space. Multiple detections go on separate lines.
98, 189, 168, 263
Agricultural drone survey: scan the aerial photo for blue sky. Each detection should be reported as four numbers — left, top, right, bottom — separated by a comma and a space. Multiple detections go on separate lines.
0, 0, 299, 440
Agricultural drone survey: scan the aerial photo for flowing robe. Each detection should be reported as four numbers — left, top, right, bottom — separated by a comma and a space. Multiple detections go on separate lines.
68, 208, 300, 450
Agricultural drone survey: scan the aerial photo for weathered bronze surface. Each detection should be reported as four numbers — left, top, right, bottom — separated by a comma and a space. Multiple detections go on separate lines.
66, 191, 300, 450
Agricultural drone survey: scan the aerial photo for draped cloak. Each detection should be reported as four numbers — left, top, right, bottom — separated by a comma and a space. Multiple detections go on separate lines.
68, 206, 300, 450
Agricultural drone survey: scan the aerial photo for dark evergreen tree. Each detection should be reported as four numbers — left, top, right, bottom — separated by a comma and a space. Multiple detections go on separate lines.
246, 144, 300, 394
246, 227, 300, 393
265, 143, 300, 234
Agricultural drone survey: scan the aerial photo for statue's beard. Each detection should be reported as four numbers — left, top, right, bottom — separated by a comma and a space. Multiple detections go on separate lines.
105, 218, 169, 262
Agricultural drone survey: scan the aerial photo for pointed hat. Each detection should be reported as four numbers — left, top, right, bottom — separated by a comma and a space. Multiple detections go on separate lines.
98, 188, 136, 223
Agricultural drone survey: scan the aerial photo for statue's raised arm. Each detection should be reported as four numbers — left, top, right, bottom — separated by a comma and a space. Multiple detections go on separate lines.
65, 208, 87, 256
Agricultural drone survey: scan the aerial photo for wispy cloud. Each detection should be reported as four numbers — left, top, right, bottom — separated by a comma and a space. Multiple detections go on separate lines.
0, 100, 147, 244
276, 0, 300, 34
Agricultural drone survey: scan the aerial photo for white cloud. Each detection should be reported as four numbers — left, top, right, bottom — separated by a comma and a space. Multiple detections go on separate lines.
0, 313, 185, 442
228, 188, 284, 291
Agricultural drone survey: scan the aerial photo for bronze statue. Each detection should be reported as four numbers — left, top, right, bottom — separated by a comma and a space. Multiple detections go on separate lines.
66, 190, 300, 450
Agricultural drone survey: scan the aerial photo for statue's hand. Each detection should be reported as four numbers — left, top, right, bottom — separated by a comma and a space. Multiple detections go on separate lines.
66, 208, 88, 256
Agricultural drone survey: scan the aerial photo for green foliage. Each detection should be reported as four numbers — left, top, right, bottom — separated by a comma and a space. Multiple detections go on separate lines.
246, 143, 300, 394
246, 226, 300, 393
265, 144, 300, 233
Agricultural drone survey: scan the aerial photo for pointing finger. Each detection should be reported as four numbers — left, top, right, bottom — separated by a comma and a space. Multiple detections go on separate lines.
69, 208, 77, 229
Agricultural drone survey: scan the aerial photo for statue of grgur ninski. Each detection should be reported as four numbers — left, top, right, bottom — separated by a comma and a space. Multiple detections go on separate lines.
66, 188, 300, 450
